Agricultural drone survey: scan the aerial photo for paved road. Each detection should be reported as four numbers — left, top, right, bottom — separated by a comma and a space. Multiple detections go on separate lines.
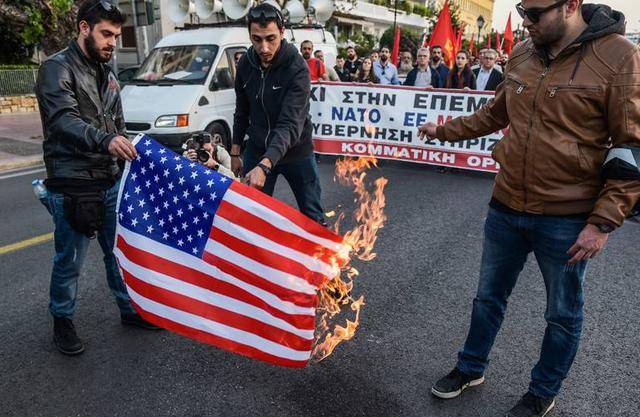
1, 160, 639, 417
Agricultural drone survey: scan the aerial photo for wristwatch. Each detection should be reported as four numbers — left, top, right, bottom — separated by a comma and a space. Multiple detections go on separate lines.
595, 223, 614, 234
257, 162, 272, 176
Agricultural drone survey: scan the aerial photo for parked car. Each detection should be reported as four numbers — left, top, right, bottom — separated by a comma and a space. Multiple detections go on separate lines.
117, 65, 140, 84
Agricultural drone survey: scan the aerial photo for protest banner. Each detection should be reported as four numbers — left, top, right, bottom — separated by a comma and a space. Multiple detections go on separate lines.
310, 82, 505, 173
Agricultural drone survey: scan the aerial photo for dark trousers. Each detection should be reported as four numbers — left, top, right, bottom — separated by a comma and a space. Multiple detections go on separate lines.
243, 148, 325, 225
457, 207, 588, 398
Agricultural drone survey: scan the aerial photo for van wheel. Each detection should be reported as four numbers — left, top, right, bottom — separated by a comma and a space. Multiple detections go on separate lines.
206, 122, 230, 151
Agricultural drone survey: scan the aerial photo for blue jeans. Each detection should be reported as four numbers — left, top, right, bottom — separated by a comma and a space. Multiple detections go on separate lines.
457, 207, 589, 399
243, 149, 326, 225
48, 181, 135, 318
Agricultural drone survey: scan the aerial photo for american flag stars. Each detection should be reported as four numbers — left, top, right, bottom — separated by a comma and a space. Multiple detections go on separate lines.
118, 137, 231, 257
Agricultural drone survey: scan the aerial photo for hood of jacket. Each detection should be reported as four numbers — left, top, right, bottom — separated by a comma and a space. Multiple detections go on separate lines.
575, 3, 625, 44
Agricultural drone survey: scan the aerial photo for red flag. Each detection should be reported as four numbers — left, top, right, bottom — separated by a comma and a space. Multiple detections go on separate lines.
428, 0, 456, 67
454, 24, 464, 55
503, 12, 514, 54
486, 29, 492, 49
469, 33, 475, 57
115, 135, 349, 368
495, 31, 502, 53
391, 26, 401, 66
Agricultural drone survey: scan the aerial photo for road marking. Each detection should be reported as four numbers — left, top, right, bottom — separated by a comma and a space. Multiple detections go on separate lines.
0, 232, 53, 256
0, 166, 45, 180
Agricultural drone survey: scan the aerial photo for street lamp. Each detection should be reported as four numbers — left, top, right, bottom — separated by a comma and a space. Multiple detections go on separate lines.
476, 15, 485, 48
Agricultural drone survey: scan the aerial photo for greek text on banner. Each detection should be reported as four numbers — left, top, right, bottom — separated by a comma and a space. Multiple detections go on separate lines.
309, 83, 505, 173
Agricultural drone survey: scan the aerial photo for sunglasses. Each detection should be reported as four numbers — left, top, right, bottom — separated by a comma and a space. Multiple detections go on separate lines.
248, 6, 284, 26
86, 0, 121, 13
516, 0, 568, 23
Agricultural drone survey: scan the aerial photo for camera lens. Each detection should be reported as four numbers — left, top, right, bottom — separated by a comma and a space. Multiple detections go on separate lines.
196, 149, 210, 163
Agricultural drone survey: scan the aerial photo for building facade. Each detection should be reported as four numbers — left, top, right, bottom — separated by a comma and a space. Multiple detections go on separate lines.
431, 0, 494, 38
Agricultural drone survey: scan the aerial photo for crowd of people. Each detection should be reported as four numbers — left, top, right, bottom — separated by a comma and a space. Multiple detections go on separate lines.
300, 42, 510, 92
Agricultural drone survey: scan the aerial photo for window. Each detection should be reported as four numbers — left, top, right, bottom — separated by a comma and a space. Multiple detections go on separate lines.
133, 45, 218, 85
210, 47, 247, 91
121, 26, 137, 48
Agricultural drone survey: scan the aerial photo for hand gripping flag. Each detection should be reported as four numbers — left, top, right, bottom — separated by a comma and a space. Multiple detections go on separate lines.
114, 135, 348, 367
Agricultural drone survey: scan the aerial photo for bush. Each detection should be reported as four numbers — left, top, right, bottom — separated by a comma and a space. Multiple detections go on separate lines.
0, 64, 39, 69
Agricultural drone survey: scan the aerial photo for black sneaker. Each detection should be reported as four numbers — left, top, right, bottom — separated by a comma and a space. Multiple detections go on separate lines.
431, 367, 485, 399
121, 313, 163, 330
53, 317, 85, 356
505, 393, 556, 417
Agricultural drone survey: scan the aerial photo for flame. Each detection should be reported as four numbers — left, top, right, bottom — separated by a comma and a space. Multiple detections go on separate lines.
312, 156, 388, 362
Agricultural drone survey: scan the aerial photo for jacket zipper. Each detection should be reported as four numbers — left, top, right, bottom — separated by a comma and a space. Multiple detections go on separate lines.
260, 69, 271, 150
549, 85, 602, 98
522, 65, 549, 209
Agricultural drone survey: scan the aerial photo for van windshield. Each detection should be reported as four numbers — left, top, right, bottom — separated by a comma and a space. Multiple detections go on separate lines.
132, 45, 218, 85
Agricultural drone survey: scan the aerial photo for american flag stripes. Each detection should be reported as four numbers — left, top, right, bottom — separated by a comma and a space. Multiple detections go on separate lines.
114, 134, 348, 367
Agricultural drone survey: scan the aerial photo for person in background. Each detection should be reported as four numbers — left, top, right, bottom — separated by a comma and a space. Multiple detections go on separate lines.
398, 50, 415, 76
300, 40, 327, 81
471, 48, 486, 71
314, 50, 339, 81
473, 48, 504, 91
404, 47, 441, 88
344, 46, 362, 78
334, 56, 351, 82
429, 45, 450, 84
183, 136, 236, 179
353, 57, 379, 84
370, 49, 380, 63
373, 46, 401, 85
234, 50, 244, 65
499, 52, 509, 70
446, 50, 476, 90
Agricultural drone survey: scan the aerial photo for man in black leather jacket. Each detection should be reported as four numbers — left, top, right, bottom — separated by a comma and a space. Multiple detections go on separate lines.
230, 2, 326, 225
35, 0, 160, 356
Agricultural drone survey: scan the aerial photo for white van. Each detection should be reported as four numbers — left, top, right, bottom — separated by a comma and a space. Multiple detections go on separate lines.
121, 25, 336, 152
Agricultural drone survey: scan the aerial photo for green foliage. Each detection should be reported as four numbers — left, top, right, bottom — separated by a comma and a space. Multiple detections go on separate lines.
379, 26, 422, 55
337, 32, 378, 59
401, 1, 413, 14
0, 19, 34, 64
412, 3, 433, 18
20, 0, 74, 46
0, 64, 39, 69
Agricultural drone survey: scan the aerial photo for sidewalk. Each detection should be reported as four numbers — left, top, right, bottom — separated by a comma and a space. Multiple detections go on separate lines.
0, 112, 44, 171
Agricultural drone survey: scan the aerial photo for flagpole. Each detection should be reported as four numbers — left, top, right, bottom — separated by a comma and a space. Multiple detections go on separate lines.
393, 0, 398, 34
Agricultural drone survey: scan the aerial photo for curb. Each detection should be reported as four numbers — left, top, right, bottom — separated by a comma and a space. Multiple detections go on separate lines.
0, 155, 43, 172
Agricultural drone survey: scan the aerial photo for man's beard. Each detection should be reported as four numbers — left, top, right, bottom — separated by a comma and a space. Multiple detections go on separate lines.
431, 56, 441, 64
380, 55, 388, 63
86, 32, 113, 63
302, 52, 311, 59
529, 12, 566, 48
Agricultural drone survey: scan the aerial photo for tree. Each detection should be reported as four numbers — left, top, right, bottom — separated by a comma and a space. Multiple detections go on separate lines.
0, 0, 79, 58
379, 26, 422, 56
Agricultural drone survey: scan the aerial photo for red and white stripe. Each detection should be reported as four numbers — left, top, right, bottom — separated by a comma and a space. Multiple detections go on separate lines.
115, 181, 348, 367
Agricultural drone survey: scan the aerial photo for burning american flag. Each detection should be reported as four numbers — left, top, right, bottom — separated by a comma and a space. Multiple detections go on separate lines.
114, 134, 350, 367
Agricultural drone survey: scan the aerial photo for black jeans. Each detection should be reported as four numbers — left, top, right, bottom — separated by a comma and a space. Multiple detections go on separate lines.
243, 148, 325, 225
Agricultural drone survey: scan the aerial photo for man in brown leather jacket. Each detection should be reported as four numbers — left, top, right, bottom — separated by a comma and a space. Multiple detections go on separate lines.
419, 1, 640, 416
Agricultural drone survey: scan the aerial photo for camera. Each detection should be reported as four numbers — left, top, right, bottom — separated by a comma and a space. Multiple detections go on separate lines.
182, 132, 213, 164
